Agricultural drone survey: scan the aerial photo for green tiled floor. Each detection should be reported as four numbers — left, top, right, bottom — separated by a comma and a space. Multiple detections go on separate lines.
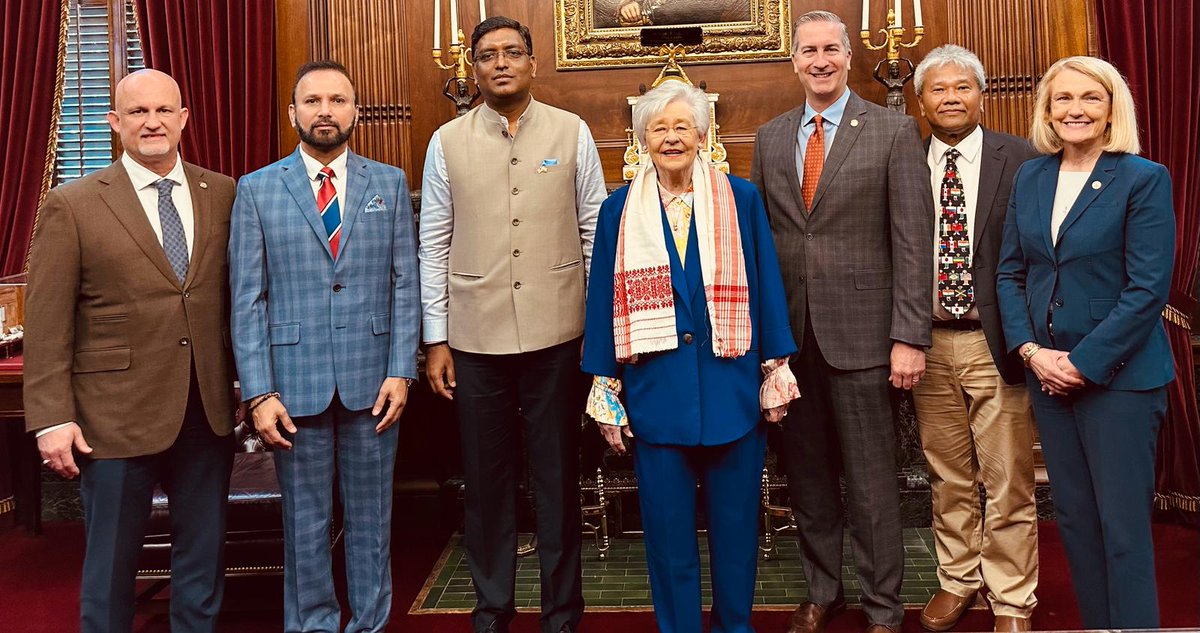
411, 528, 946, 613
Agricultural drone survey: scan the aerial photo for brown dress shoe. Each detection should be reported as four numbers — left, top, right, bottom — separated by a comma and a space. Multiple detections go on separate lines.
993, 615, 1031, 632
786, 600, 846, 633
919, 589, 976, 631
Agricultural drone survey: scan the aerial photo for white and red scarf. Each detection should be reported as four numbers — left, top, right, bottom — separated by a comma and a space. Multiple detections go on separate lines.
613, 158, 751, 362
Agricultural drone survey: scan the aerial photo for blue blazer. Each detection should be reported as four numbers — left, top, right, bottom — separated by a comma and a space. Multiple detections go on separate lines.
582, 175, 796, 446
996, 152, 1175, 390
229, 149, 420, 416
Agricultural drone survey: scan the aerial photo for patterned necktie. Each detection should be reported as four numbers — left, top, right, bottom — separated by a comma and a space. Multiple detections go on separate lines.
937, 148, 973, 317
155, 179, 189, 283
317, 167, 341, 258
802, 114, 824, 209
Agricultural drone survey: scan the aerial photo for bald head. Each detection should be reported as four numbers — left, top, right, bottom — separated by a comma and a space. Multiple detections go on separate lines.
113, 69, 182, 110
107, 69, 189, 176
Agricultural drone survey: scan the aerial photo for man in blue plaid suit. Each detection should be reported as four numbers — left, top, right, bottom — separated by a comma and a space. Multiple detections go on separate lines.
229, 60, 420, 633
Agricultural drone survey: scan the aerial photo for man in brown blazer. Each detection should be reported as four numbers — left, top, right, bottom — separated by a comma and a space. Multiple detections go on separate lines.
24, 69, 236, 633
750, 11, 933, 633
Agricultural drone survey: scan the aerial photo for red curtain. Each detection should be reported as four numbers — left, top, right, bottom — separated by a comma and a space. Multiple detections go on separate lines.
1096, 0, 1200, 524
0, 0, 63, 275
134, 1, 277, 179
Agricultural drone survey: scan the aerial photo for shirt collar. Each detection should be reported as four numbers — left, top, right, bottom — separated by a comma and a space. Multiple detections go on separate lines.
299, 146, 349, 182
929, 125, 984, 165
122, 152, 186, 191
480, 97, 537, 134
657, 181, 694, 206
803, 88, 851, 129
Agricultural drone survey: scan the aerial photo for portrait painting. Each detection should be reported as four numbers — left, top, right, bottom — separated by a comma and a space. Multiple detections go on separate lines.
555, 0, 790, 69
593, 0, 753, 29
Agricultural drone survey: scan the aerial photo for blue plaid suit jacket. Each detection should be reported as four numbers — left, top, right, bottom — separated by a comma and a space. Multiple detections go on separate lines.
229, 148, 420, 416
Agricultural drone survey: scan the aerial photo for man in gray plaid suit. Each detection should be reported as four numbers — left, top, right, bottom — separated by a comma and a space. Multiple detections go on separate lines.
229, 60, 420, 632
751, 11, 933, 633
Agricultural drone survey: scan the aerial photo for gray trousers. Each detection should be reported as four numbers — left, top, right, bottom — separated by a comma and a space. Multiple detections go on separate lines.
781, 319, 904, 626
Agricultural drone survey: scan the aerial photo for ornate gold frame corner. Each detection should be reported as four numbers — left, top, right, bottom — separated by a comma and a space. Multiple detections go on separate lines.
554, 0, 791, 70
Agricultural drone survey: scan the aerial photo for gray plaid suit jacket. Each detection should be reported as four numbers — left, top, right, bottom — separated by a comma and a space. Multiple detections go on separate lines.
229, 149, 420, 417
751, 91, 934, 370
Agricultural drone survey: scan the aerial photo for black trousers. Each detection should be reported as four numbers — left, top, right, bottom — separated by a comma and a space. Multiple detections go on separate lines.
78, 373, 234, 633
781, 318, 905, 626
452, 338, 584, 633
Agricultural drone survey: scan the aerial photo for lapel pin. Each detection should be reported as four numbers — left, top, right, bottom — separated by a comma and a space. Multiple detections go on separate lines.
1091, 180, 1101, 190
850, 119, 859, 127
199, 182, 208, 189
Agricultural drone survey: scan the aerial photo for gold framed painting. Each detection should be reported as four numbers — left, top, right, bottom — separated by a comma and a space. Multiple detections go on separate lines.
555, 0, 792, 70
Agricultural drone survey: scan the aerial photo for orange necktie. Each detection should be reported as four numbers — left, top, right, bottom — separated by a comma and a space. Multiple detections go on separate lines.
802, 114, 824, 210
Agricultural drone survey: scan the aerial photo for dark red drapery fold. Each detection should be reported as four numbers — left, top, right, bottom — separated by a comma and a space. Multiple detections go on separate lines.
1096, 0, 1200, 522
134, 0, 278, 179
0, 0, 63, 275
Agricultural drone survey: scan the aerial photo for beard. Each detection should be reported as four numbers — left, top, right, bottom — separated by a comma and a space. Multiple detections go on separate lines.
295, 116, 355, 152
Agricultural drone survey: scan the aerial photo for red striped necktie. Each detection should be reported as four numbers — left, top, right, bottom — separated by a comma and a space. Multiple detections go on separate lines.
317, 166, 341, 258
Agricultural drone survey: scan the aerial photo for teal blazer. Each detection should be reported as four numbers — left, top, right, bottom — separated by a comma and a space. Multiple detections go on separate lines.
996, 152, 1175, 390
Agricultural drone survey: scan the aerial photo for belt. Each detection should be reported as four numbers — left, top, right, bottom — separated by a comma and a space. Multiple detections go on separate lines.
932, 319, 983, 331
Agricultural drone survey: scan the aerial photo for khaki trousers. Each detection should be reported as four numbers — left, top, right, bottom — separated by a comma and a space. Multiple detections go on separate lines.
912, 328, 1039, 617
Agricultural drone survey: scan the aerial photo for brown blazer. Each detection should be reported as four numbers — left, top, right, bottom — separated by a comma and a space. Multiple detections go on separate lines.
751, 91, 934, 370
24, 160, 236, 458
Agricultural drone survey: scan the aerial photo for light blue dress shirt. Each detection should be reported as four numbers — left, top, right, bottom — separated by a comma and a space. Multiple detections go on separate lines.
794, 88, 851, 191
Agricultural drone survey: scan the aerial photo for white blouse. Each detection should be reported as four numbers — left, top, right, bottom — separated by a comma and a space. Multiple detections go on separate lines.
1051, 171, 1091, 246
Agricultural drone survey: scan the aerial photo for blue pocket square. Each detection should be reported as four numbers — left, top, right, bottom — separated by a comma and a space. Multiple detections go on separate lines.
364, 195, 387, 213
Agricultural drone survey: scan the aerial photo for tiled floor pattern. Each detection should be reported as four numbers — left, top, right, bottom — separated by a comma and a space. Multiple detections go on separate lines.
411, 528, 945, 613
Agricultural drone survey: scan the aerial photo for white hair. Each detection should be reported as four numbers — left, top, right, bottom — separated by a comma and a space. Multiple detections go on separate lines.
792, 10, 851, 54
914, 44, 988, 93
631, 80, 710, 147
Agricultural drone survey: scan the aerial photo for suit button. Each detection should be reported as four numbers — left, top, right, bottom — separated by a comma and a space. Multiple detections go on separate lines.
513, 249, 521, 257
511, 187, 519, 195
513, 281, 522, 290
183, 291, 191, 298
805, 233, 814, 241
333, 284, 343, 292
799, 275, 806, 284
179, 337, 190, 346
1054, 298, 1063, 307
511, 158, 519, 165
683, 333, 693, 344
512, 218, 521, 226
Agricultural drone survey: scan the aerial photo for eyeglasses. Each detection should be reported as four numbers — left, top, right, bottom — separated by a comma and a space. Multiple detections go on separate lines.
647, 124, 696, 139
473, 48, 529, 64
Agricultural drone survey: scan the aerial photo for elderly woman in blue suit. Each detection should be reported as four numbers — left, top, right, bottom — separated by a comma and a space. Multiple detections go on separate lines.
996, 56, 1175, 629
582, 80, 798, 633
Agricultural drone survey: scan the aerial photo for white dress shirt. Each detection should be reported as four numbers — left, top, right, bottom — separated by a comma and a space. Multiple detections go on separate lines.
928, 126, 984, 320
418, 103, 607, 344
298, 145, 349, 210
122, 152, 194, 258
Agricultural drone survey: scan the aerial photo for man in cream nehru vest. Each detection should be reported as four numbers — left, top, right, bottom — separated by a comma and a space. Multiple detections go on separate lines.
418, 16, 606, 633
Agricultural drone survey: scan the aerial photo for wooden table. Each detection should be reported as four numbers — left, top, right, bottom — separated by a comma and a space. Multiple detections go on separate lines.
0, 355, 40, 534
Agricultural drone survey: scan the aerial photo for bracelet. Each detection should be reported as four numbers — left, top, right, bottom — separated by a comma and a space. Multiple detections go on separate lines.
247, 391, 281, 411
1021, 343, 1043, 367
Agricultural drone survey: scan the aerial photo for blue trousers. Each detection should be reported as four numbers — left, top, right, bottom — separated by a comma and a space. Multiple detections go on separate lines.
78, 377, 234, 633
1029, 380, 1164, 628
274, 394, 399, 633
634, 426, 767, 633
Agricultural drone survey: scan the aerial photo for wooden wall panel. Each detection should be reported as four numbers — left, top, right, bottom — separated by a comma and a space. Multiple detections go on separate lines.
946, 0, 1094, 141
276, 0, 1094, 182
